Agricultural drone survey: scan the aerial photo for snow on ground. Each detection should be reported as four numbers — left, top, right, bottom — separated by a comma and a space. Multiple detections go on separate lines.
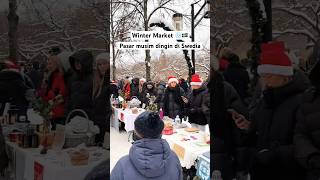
110, 127, 132, 172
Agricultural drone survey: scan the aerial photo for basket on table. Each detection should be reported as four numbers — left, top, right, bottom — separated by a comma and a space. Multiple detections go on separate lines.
64, 109, 95, 148
128, 96, 141, 108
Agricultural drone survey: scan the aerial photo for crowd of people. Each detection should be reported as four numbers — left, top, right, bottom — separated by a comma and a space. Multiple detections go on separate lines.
1, 40, 320, 180
0, 48, 111, 146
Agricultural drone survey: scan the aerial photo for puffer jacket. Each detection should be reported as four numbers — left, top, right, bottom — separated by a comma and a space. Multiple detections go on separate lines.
130, 78, 140, 99
111, 139, 182, 180
67, 50, 93, 118
160, 86, 187, 119
187, 85, 210, 125
294, 61, 320, 180
249, 70, 310, 180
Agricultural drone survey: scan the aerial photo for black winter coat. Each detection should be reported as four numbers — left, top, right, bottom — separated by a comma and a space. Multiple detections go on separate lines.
160, 86, 186, 119
68, 50, 94, 118
249, 70, 310, 180
294, 88, 320, 180
140, 82, 157, 106
187, 85, 210, 125
223, 62, 250, 102
130, 78, 140, 99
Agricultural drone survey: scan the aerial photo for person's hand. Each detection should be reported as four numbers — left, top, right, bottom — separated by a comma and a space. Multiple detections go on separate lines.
229, 109, 251, 130
181, 96, 188, 104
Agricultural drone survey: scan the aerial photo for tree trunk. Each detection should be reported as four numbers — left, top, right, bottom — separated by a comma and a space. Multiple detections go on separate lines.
144, 0, 151, 81
7, 0, 19, 62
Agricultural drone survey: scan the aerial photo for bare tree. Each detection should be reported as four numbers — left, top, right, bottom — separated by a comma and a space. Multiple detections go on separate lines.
8, 0, 19, 62
113, 0, 177, 81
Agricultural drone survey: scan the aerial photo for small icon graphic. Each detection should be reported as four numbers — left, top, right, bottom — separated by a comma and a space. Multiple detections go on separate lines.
182, 33, 188, 37
176, 32, 182, 39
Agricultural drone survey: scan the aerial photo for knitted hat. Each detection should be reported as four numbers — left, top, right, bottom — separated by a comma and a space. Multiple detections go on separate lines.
134, 111, 164, 139
57, 51, 73, 72
168, 76, 179, 84
257, 41, 293, 76
140, 78, 146, 83
190, 73, 203, 86
95, 53, 109, 62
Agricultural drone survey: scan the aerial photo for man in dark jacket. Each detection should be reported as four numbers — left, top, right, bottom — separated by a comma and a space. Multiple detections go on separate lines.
67, 50, 94, 118
232, 42, 310, 180
111, 111, 183, 180
294, 59, 320, 180
187, 74, 209, 131
223, 53, 250, 104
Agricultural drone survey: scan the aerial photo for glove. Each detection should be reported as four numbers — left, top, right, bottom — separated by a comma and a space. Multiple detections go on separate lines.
255, 149, 276, 166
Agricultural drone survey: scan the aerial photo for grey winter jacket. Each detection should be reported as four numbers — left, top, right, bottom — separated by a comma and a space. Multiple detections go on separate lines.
111, 139, 182, 180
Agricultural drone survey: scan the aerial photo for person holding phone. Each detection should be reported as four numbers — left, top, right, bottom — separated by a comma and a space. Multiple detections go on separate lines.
231, 42, 310, 180
159, 76, 188, 119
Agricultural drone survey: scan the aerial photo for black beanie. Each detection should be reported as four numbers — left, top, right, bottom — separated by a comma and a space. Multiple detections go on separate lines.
134, 111, 164, 139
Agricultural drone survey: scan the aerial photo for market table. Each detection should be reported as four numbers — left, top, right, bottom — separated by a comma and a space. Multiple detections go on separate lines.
5, 141, 109, 180
112, 107, 145, 132
162, 128, 210, 169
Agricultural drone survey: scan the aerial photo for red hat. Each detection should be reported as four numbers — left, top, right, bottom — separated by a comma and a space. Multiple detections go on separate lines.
190, 74, 203, 86
4, 60, 20, 70
167, 76, 179, 84
257, 41, 293, 76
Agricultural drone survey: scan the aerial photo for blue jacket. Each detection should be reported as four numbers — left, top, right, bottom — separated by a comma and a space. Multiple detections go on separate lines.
111, 139, 182, 180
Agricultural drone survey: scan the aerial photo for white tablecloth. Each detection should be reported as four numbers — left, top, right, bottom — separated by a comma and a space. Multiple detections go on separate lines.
114, 108, 145, 132
6, 141, 108, 180
162, 129, 210, 169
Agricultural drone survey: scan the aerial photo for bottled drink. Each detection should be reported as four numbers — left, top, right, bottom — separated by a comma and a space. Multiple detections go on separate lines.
159, 108, 164, 120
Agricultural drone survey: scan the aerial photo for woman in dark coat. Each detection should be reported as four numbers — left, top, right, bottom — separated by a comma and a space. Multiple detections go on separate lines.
160, 76, 188, 119
140, 81, 157, 107
92, 53, 110, 145
294, 60, 320, 180
67, 50, 94, 118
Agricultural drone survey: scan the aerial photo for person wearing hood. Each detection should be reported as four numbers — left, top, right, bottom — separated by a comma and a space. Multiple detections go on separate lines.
223, 53, 250, 104
92, 53, 110, 145
111, 111, 182, 180
231, 42, 310, 180
57, 51, 74, 94
67, 50, 94, 118
140, 81, 157, 107
110, 80, 119, 98
130, 77, 140, 99
155, 80, 166, 108
40, 55, 67, 130
294, 59, 320, 180
187, 74, 209, 131
160, 76, 188, 119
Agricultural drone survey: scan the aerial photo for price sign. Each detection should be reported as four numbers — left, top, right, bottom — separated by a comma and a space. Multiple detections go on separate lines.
34, 161, 44, 180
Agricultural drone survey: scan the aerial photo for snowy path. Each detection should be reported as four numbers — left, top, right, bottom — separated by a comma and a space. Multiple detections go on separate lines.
110, 127, 132, 171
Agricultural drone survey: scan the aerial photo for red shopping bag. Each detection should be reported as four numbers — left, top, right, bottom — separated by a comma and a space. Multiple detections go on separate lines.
34, 161, 44, 180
